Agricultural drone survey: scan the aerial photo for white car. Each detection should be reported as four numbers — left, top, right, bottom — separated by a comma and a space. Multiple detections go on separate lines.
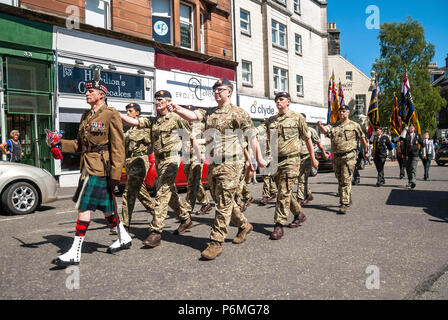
0, 161, 58, 215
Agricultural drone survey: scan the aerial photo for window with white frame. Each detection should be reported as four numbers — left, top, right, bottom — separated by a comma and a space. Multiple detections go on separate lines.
242, 60, 252, 86
200, 13, 205, 54
272, 20, 287, 48
240, 9, 251, 35
180, 3, 194, 50
294, 0, 301, 14
274, 67, 288, 92
296, 75, 304, 96
356, 94, 366, 115
152, 0, 172, 45
85, 0, 111, 29
346, 71, 353, 81
295, 34, 302, 55
0, 0, 18, 6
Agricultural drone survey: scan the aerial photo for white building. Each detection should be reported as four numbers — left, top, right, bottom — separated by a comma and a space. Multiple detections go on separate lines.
234, 0, 329, 127
327, 22, 373, 120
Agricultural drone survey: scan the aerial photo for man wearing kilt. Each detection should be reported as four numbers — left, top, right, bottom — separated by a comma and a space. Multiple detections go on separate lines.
51, 78, 131, 266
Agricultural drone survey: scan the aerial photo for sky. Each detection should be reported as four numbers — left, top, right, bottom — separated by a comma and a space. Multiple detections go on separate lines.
326, 0, 448, 77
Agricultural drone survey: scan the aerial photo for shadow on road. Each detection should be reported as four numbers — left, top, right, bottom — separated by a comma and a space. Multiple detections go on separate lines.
386, 189, 448, 223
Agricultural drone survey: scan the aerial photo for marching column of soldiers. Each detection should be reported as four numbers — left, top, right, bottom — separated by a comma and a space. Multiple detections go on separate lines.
50, 74, 390, 265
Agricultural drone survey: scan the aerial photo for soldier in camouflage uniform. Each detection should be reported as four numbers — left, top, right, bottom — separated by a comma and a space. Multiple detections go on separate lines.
169, 78, 267, 260
258, 92, 318, 240
119, 103, 155, 232
120, 90, 192, 247
181, 120, 212, 216
257, 120, 278, 205
317, 104, 368, 214
296, 113, 328, 206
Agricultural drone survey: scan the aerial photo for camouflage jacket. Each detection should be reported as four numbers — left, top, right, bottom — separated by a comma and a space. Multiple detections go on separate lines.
324, 120, 365, 154
124, 124, 152, 159
300, 127, 320, 157
194, 104, 256, 161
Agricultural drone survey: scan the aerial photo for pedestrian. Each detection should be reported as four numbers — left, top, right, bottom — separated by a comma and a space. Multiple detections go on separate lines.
352, 141, 365, 185
370, 127, 393, 187
394, 137, 406, 179
258, 92, 318, 240
296, 113, 328, 205
317, 104, 368, 214
168, 78, 267, 260
0, 130, 23, 163
420, 132, 435, 181
399, 124, 423, 189
51, 76, 131, 267
120, 90, 193, 248
257, 120, 278, 205
181, 120, 212, 216
118, 103, 155, 233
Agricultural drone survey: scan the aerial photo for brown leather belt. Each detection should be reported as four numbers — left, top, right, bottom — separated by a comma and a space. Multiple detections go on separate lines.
82, 144, 109, 153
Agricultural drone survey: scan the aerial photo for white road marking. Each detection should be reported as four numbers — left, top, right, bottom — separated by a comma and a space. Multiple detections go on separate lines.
0, 216, 25, 222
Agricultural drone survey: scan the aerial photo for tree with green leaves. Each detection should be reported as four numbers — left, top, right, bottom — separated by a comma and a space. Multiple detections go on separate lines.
372, 17, 445, 137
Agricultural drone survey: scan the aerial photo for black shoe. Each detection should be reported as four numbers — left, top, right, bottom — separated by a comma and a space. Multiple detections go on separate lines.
376, 182, 380, 187
411, 182, 416, 189
51, 258, 79, 267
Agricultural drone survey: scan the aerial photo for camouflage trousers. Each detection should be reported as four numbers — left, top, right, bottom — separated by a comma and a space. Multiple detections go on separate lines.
333, 150, 357, 205
120, 156, 155, 228
150, 157, 189, 233
208, 162, 249, 243
272, 158, 302, 225
261, 161, 277, 198
182, 162, 210, 214
296, 156, 312, 201
234, 166, 252, 209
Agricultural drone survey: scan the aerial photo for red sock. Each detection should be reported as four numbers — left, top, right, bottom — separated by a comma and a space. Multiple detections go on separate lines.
105, 215, 118, 228
75, 220, 90, 237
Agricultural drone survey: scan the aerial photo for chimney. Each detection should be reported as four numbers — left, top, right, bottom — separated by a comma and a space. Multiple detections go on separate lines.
327, 22, 340, 56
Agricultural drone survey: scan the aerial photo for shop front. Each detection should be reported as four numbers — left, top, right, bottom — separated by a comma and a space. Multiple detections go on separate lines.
154, 53, 236, 109
54, 27, 155, 187
238, 94, 328, 129
0, 13, 54, 173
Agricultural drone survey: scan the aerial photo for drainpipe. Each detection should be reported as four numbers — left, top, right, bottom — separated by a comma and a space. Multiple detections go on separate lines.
0, 60, 6, 161
231, 0, 239, 106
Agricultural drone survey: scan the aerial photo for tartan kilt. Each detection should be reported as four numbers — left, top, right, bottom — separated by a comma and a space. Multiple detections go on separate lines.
76, 175, 114, 213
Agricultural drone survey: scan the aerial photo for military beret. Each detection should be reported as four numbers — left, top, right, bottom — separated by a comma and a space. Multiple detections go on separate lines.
154, 90, 172, 99
212, 78, 233, 90
86, 79, 108, 94
125, 103, 141, 113
274, 91, 291, 101
339, 104, 350, 111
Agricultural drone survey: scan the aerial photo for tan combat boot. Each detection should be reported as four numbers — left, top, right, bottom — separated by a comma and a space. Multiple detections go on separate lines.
201, 241, 222, 260
142, 231, 161, 247
232, 223, 253, 244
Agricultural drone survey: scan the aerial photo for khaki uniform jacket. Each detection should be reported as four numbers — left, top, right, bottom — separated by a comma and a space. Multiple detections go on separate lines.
61, 103, 125, 181
324, 120, 365, 154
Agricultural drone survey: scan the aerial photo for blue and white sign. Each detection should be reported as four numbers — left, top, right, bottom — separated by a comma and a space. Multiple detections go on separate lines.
152, 17, 171, 44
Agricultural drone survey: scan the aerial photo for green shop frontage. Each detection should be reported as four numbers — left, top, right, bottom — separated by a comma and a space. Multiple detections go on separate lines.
0, 12, 54, 174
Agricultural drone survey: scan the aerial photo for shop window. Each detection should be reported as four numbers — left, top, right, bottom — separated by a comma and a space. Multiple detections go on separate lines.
242, 60, 252, 86
272, 20, 287, 48
152, 0, 172, 45
85, 0, 111, 29
5, 57, 52, 115
60, 122, 82, 172
274, 67, 288, 92
240, 9, 251, 36
180, 2, 194, 50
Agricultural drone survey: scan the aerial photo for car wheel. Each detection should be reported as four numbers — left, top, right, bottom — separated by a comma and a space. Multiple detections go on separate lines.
1, 182, 39, 215
437, 161, 445, 166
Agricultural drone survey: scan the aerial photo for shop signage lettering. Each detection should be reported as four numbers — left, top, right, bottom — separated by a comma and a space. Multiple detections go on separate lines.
58, 64, 144, 100
250, 101, 275, 117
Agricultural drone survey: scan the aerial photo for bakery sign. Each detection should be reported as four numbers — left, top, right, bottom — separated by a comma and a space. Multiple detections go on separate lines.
155, 69, 236, 108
